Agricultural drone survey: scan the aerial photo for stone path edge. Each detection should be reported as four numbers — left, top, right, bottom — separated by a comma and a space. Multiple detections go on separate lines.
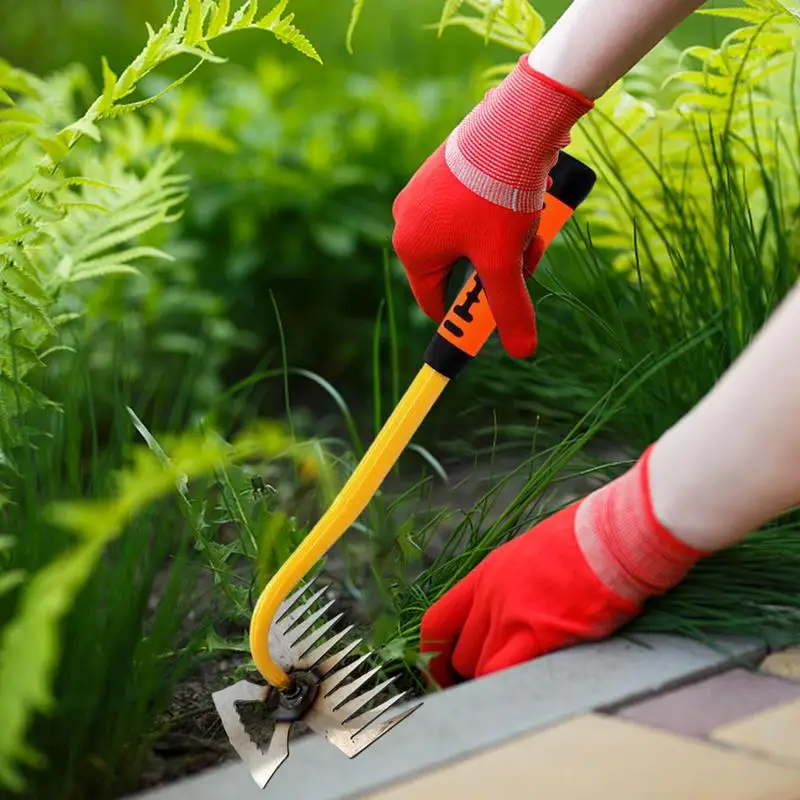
132, 634, 767, 800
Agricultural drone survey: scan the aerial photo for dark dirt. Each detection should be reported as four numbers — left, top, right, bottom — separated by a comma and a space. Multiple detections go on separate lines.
131, 436, 633, 796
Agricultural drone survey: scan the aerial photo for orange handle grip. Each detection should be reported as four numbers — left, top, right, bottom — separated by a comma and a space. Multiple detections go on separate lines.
423, 151, 596, 378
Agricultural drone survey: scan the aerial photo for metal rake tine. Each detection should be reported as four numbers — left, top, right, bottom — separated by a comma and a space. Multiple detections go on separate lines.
326, 663, 382, 709
322, 651, 371, 695
298, 622, 355, 668
274, 579, 316, 624
292, 613, 346, 662
345, 691, 409, 737
334, 675, 399, 722
316, 637, 363, 680
285, 598, 336, 646
276, 585, 328, 631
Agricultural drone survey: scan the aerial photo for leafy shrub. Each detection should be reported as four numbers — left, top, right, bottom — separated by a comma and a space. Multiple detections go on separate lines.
141, 55, 481, 391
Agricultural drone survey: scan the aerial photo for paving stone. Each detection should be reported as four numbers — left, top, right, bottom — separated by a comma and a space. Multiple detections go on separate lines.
132, 635, 764, 800
368, 713, 800, 800
616, 667, 800, 739
714, 697, 800, 767
761, 647, 800, 681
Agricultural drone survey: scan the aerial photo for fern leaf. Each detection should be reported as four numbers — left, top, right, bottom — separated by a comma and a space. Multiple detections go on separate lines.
1, 283, 53, 333
0, 121, 38, 144
0, 177, 33, 209
66, 264, 141, 283
257, 0, 289, 29
0, 109, 40, 125
0, 229, 34, 248
186, 0, 206, 45
63, 118, 102, 142
63, 177, 120, 192
483, 0, 503, 43
36, 134, 70, 165
697, 6, 781, 23
38, 344, 76, 360
98, 58, 118, 114
174, 0, 192, 38
51, 312, 81, 328
0, 138, 25, 171
103, 62, 204, 117
230, 0, 259, 29
207, 0, 231, 36
439, 0, 464, 36
72, 246, 173, 279
270, 17, 322, 62
346, 0, 365, 54
4, 260, 50, 304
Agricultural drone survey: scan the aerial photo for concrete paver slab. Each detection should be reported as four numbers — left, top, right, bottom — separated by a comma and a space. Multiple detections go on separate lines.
368, 713, 800, 800
761, 648, 800, 681
714, 697, 800, 768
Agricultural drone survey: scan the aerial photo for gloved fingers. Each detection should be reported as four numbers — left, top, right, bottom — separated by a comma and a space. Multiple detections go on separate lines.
402, 265, 451, 323
474, 252, 538, 359
449, 599, 491, 680
523, 231, 546, 279
419, 568, 480, 689
476, 628, 543, 679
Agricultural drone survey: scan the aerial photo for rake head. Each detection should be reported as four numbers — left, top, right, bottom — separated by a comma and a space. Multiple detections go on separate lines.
212, 580, 421, 789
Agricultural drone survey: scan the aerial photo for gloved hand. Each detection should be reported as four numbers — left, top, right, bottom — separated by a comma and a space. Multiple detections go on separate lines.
418, 446, 709, 687
392, 55, 593, 359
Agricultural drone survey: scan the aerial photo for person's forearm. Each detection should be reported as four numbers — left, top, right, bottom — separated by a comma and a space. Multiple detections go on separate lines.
649, 280, 800, 552
528, 0, 705, 99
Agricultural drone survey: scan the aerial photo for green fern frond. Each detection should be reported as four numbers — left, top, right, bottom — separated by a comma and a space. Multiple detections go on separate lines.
439, 0, 464, 36
436, 0, 545, 52
267, 15, 322, 62
346, 0, 366, 53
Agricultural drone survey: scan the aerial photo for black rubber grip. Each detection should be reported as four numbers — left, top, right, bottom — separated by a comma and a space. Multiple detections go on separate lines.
548, 150, 597, 210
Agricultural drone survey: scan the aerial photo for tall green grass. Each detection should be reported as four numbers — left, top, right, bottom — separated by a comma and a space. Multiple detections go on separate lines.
379, 24, 800, 666
0, 351, 207, 800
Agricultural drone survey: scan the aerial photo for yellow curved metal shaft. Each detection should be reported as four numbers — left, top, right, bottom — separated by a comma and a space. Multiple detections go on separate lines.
249, 363, 450, 689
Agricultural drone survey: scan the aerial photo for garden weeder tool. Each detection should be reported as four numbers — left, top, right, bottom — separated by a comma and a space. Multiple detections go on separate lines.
212, 151, 597, 790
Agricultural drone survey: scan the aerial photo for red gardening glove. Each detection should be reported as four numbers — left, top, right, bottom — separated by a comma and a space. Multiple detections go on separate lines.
419, 446, 709, 687
392, 55, 593, 359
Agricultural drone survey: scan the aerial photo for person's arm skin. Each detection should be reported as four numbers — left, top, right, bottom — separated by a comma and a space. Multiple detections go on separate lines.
529, 0, 706, 98
651, 279, 800, 551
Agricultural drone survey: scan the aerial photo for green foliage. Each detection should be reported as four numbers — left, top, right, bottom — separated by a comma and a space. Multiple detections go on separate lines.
436, 0, 546, 50
0, 370, 202, 798
148, 55, 475, 389
0, 0, 321, 442
0, 1, 321, 792
0, 394, 330, 793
